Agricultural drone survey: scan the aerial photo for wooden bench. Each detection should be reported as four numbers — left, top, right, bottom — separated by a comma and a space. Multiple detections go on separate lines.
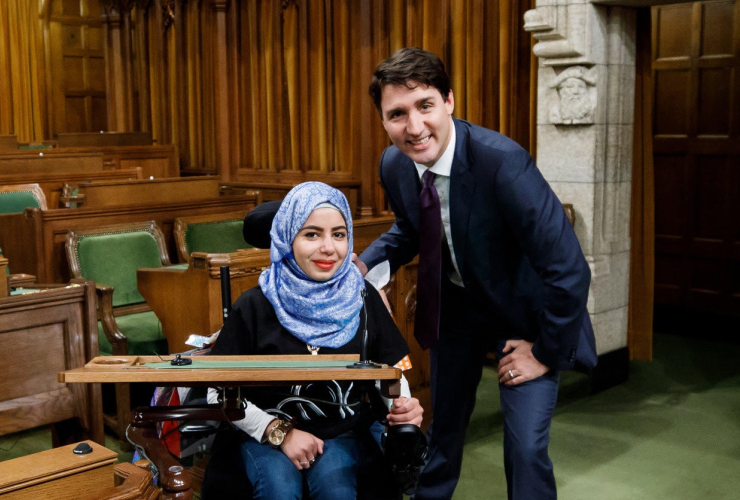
0, 280, 103, 447
0, 192, 259, 284
0, 150, 105, 174
55, 131, 154, 148
0, 168, 143, 208
72, 177, 236, 208
53, 145, 179, 179
0, 134, 178, 179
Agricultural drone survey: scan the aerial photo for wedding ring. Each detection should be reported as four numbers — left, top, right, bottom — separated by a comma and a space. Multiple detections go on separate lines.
508, 369, 515, 379
309, 457, 316, 464
300, 461, 309, 467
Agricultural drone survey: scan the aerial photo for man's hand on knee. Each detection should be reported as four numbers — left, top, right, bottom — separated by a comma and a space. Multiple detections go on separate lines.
497, 340, 549, 386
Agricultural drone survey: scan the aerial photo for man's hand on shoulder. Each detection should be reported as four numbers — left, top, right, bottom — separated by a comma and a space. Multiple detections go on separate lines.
497, 340, 549, 386
352, 253, 368, 276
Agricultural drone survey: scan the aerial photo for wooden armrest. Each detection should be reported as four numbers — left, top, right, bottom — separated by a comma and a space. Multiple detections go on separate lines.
127, 423, 192, 497
96, 284, 129, 355
8, 274, 36, 288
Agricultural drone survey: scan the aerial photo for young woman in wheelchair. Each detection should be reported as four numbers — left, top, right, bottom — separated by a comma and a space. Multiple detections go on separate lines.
207, 182, 423, 499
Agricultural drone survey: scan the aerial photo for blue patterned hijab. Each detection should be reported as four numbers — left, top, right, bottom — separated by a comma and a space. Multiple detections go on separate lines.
258, 182, 365, 348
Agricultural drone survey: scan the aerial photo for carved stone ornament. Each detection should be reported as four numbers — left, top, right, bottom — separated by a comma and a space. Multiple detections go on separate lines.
549, 65, 597, 125
524, 2, 596, 67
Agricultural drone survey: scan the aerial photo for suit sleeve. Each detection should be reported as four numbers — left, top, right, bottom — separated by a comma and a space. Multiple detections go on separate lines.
494, 149, 591, 370
359, 149, 420, 274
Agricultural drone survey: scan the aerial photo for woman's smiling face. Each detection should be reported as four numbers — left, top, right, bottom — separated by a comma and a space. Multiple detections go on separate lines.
291, 207, 348, 281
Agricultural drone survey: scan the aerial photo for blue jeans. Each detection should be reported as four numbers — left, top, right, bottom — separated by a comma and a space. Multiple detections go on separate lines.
241, 432, 361, 500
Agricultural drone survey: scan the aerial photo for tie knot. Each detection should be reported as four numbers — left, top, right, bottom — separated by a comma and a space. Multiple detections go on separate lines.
422, 169, 435, 188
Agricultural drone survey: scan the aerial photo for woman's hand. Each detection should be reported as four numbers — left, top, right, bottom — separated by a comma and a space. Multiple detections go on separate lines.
281, 429, 324, 470
387, 397, 423, 427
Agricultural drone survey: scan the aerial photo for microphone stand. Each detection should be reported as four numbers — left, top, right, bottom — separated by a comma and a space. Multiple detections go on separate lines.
348, 289, 381, 369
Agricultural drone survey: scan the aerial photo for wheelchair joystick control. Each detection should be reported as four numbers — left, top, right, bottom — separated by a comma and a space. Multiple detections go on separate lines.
171, 354, 192, 366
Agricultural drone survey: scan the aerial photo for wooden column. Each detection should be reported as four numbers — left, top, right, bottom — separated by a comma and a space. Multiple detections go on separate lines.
210, 0, 232, 180
102, 2, 133, 132
357, 0, 375, 218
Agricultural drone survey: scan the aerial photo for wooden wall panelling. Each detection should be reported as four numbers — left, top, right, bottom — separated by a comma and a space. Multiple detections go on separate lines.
94, 0, 535, 212
48, 1, 107, 136
0, 1, 46, 143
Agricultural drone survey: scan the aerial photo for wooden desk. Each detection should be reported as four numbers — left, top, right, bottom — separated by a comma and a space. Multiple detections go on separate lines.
0, 281, 103, 446
0, 440, 158, 499
60, 355, 401, 395
60, 356, 400, 499
137, 249, 269, 354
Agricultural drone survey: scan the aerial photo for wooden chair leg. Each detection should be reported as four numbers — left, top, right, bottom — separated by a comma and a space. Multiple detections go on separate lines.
116, 382, 132, 449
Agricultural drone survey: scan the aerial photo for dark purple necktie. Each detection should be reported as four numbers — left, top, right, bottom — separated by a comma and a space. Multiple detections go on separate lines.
414, 169, 442, 350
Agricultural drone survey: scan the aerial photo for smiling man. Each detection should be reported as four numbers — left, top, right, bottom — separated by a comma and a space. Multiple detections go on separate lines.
356, 48, 596, 500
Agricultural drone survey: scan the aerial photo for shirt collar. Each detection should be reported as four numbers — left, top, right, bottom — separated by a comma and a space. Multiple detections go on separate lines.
414, 118, 456, 179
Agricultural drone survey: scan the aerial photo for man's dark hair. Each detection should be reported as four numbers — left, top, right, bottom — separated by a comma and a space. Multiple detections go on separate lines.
368, 47, 451, 117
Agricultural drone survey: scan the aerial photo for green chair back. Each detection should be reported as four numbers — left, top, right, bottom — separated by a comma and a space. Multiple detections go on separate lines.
184, 219, 252, 255
75, 231, 163, 307
0, 190, 43, 214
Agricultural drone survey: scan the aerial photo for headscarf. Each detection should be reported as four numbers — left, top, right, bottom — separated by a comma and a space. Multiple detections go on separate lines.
258, 182, 365, 348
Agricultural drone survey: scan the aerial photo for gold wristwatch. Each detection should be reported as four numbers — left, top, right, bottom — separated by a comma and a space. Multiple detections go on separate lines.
267, 419, 293, 448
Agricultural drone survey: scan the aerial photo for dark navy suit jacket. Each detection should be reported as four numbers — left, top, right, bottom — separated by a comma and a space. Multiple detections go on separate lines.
359, 118, 596, 371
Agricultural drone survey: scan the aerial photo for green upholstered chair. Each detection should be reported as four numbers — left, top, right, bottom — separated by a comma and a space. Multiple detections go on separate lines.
0, 183, 47, 214
65, 221, 171, 440
174, 211, 251, 262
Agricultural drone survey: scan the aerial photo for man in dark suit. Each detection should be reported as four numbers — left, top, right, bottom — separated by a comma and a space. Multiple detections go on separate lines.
355, 48, 596, 500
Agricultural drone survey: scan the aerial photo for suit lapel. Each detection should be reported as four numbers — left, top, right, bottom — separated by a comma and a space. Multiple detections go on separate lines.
449, 119, 474, 277
400, 158, 422, 230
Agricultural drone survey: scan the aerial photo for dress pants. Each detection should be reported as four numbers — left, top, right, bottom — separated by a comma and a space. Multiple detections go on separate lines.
412, 280, 559, 500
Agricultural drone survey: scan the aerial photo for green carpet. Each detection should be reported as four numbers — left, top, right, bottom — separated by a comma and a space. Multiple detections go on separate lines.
2, 333, 739, 499
455, 333, 740, 499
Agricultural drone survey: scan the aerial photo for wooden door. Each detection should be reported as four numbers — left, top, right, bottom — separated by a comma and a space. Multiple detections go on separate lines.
652, 0, 740, 316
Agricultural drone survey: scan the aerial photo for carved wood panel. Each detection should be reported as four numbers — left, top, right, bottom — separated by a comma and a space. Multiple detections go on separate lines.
652, 0, 740, 315
48, 0, 108, 135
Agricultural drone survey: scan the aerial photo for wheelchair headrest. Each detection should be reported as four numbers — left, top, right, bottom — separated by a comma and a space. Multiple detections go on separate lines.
242, 200, 282, 249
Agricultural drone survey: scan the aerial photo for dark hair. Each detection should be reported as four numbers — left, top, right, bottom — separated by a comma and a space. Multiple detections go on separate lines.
368, 47, 451, 117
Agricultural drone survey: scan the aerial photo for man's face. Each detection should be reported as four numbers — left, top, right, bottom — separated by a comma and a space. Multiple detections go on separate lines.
380, 82, 454, 168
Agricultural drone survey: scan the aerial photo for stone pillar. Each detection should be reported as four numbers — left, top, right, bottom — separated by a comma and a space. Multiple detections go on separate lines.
524, 1, 637, 359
